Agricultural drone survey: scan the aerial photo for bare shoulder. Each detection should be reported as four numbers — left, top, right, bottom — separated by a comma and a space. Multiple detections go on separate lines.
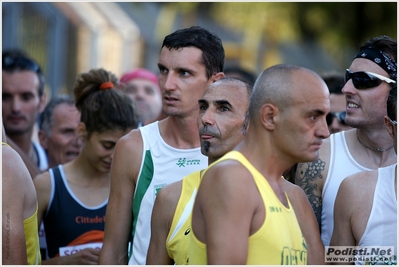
117, 128, 143, 152
3, 145, 36, 218
115, 128, 143, 162
199, 159, 255, 203
202, 159, 252, 185
156, 180, 182, 211
339, 169, 377, 196
112, 128, 143, 182
3, 145, 32, 188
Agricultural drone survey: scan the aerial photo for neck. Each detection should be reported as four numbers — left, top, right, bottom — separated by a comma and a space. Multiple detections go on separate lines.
356, 129, 394, 152
7, 132, 33, 154
160, 116, 201, 149
238, 136, 290, 181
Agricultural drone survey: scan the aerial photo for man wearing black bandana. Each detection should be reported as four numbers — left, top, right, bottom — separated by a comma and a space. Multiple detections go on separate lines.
295, 36, 397, 248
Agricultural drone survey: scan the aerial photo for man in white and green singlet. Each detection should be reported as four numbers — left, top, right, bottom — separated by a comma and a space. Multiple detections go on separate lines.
99, 26, 225, 265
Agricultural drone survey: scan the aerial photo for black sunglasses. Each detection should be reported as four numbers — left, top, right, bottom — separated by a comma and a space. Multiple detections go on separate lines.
345, 69, 396, 89
326, 111, 346, 126
2, 56, 42, 73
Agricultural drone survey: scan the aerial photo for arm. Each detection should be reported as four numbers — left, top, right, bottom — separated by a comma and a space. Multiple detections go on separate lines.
330, 177, 358, 247
99, 130, 142, 264
146, 182, 181, 265
283, 180, 325, 265
295, 140, 330, 229
2, 146, 34, 265
329, 177, 358, 265
193, 162, 257, 264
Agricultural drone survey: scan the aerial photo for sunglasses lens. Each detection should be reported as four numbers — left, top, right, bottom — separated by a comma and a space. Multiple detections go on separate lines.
326, 113, 333, 126
345, 70, 382, 89
337, 112, 346, 125
326, 112, 347, 126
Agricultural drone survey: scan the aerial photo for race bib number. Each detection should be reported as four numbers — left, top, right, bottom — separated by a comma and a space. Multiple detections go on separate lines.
59, 242, 103, 256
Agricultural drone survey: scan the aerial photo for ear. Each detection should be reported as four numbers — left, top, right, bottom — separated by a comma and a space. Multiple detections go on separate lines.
38, 129, 48, 150
259, 103, 278, 130
77, 122, 88, 141
384, 116, 395, 138
210, 72, 225, 83
38, 92, 47, 113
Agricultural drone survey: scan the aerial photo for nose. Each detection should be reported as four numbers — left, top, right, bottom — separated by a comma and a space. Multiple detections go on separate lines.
162, 73, 177, 92
318, 117, 331, 139
201, 108, 215, 126
341, 80, 355, 96
134, 88, 146, 101
11, 97, 22, 112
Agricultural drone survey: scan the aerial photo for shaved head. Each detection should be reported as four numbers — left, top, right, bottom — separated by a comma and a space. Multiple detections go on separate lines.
249, 64, 327, 123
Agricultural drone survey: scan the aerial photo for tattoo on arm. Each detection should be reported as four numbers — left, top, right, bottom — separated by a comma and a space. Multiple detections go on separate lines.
295, 159, 326, 231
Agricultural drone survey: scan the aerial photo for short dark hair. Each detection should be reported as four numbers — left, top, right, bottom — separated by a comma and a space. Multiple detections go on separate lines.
224, 65, 257, 85
2, 49, 45, 96
161, 26, 225, 79
387, 85, 397, 121
321, 72, 345, 95
39, 94, 75, 136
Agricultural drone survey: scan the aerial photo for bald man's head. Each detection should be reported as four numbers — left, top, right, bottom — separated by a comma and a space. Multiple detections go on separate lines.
249, 64, 328, 123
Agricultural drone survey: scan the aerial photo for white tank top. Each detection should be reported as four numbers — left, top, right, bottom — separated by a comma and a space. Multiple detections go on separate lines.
356, 164, 397, 265
321, 131, 371, 246
128, 121, 207, 265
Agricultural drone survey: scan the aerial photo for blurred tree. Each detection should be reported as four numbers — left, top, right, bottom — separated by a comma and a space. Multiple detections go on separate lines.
159, 2, 396, 70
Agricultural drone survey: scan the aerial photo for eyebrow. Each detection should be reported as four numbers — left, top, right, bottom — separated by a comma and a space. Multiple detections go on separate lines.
214, 100, 232, 107
198, 99, 208, 105
198, 99, 232, 107
312, 109, 326, 116
157, 63, 166, 70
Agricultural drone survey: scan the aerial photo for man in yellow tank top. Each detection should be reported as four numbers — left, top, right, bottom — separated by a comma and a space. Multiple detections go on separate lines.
190, 64, 330, 264
2, 142, 41, 264
146, 77, 253, 264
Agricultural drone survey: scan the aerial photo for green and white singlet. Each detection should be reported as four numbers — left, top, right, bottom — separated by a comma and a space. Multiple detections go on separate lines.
128, 122, 207, 265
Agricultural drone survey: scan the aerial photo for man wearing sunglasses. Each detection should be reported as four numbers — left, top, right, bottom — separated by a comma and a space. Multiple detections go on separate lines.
2, 49, 48, 178
295, 35, 397, 248
330, 86, 397, 265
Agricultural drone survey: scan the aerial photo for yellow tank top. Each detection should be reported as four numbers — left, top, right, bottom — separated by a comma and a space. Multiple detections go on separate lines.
24, 204, 42, 264
189, 151, 307, 265
166, 170, 201, 265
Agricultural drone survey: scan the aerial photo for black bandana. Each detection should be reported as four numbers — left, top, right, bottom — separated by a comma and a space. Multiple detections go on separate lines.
354, 47, 397, 80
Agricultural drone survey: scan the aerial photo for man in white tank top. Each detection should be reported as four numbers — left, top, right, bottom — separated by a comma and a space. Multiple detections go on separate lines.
330, 86, 397, 265
295, 35, 397, 248
98, 26, 225, 265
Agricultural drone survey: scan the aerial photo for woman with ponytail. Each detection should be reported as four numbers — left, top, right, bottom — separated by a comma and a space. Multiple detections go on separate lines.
34, 68, 139, 265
